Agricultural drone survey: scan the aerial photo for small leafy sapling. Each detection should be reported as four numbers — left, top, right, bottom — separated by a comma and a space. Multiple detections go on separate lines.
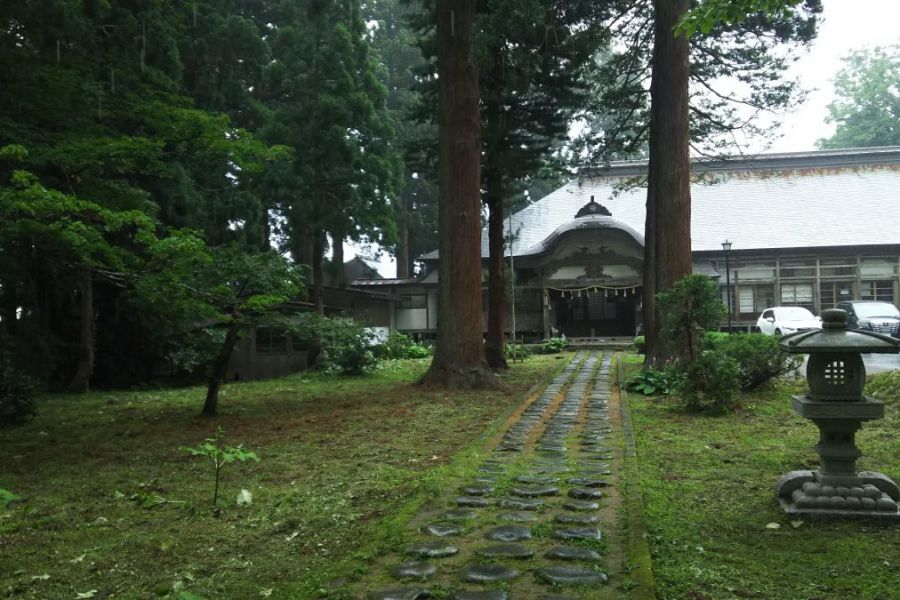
182, 428, 259, 506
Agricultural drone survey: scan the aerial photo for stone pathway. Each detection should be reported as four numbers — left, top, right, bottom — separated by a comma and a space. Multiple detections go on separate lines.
350, 352, 632, 600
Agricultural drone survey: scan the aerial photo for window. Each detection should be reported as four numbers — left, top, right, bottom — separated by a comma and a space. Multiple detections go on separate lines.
820, 281, 855, 310
780, 283, 814, 311
779, 259, 815, 279
820, 257, 857, 278
860, 280, 896, 302
737, 284, 775, 315
734, 262, 775, 281
400, 294, 427, 309
256, 328, 287, 353
860, 258, 897, 278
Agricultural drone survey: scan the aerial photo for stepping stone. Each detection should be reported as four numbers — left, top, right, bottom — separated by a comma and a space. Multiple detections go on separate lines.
499, 497, 544, 511
578, 467, 612, 475
554, 513, 599, 525
392, 561, 437, 581
461, 484, 494, 496
516, 475, 560, 484
534, 465, 569, 473
536, 567, 608, 586
497, 444, 523, 452
453, 592, 509, 600
511, 485, 559, 497
497, 511, 539, 522
479, 465, 505, 474
566, 478, 608, 488
545, 546, 602, 561
477, 543, 534, 559
568, 488, 604, 500
563, 499, 600, 511
439, 509, 476, 521
460, 564, 520, 583
406, 542, 459, 558
485, 525, 531, 542
368, 588, 430, 600
552, 527, 602, 541
423, 524, 462, 537
457, 496, 491, 508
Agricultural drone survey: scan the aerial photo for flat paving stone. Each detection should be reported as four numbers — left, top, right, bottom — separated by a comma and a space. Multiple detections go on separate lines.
563, 499, 600, 511
485, 525, 532, 542
566, 477, 608, 488
536, 566, 609, 586
568, 488, 604, 500
510, 485, 559, 497
460, 564, 520, 583
368, 588, 431, 600
499, 497, 544, 510
457, 496, 491, 507
423, 524, 462, 537
497, 511, 539, 522
516, 475, 560, 484
477, 543, 534, 559
460, 484, 494, 496
406, 542, 459, 558
453, 592, 509, 600
545, 546, 602, 561
552, 527, 602, 541
554, 513, 599, 525
392, 561, 437, 580
438, 509, 477, 521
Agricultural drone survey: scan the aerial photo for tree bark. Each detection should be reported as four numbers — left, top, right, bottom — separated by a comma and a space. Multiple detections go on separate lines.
396, 196, 410, 278
311, 229, 325, 315
202, 320, 241, 417
331, 230, 345, 287
644, 0, 693, 368
484, 190, 508, 370
421, 0, 501, 389
67, 270, 94, 392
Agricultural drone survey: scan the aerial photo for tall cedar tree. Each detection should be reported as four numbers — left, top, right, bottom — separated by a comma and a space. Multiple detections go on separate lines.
261, 0, 400, 311
576, 0, 819, 366
477, 1, 611, 368
421, 0, 501, 389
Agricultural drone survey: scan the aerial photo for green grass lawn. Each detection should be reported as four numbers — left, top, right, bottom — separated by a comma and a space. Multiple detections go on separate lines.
625, 361, 900, 600
0, 355, 563, 599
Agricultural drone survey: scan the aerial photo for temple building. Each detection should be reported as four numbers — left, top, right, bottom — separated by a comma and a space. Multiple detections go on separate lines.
353, 146, 900, 340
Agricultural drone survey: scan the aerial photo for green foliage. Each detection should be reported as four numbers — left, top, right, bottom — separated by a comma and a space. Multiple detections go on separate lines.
292, 314, 379, 375
625, 369, 679, 396
657, 275, 726, 362
819, 45, 900, 149
0, 344, 37, 426
0, 488, 19, 509
505, 343, 533, 361
540, 336, 569, 354
633, 336, 646, 354
376, 331, 431, 360
678, 0, 805, 36
704, 332, 802, 391
182, 428, 259, 506
672, 350, 741, 411
866, 370, 900, 407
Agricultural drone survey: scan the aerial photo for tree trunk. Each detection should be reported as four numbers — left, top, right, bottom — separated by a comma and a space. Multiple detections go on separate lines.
644, 0, 693, 368
331, 230, 345, 287
421, 0, 501, 389
396, 196, 410, 278
67, 270, 94, 392
202, 320, 241, 417
311, 229, 325, 315
485, 191, 507, 370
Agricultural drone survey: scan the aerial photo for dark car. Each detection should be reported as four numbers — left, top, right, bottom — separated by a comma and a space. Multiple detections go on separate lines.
835, 300, 900, 337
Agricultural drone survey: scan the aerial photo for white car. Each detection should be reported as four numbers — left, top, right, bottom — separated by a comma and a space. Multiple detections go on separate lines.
756, 306, 822, 336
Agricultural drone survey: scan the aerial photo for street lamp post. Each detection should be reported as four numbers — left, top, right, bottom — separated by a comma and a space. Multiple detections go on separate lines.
722, 240, 733, 332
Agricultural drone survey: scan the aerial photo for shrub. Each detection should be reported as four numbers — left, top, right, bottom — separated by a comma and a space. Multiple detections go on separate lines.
633, 336, 646, 354
625, 368, 679, 395
505, 342, 532, 361
705, 333, 802, 391
673, 350, 741, 410
293, 315, 378, 375
657, 274, 726, 361
377, 331, 431, 359
541, 336, 569, 354
0, 347, 36, 426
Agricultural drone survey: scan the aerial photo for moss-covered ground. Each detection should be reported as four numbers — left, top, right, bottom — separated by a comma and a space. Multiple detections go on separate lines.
0, 356, 563, 599
624, 358, 900, 600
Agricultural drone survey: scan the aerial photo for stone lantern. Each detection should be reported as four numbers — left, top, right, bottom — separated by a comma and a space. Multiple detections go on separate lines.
776, 308, 899, 519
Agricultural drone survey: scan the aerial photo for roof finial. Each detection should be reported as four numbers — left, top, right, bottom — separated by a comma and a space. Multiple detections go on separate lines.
575, 196, 612, 218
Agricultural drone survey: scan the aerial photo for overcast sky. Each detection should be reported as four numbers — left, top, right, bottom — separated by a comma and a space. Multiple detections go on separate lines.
351, 0, 900, 276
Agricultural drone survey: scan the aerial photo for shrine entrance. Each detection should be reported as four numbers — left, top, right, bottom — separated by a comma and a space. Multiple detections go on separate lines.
550, 287, 640, 337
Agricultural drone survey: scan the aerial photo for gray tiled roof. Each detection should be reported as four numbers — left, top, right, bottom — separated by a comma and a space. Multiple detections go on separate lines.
421, 147, 900, 259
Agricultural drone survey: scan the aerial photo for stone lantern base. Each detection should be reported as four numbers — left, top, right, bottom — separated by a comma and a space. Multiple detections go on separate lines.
776, 470, 900, 520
